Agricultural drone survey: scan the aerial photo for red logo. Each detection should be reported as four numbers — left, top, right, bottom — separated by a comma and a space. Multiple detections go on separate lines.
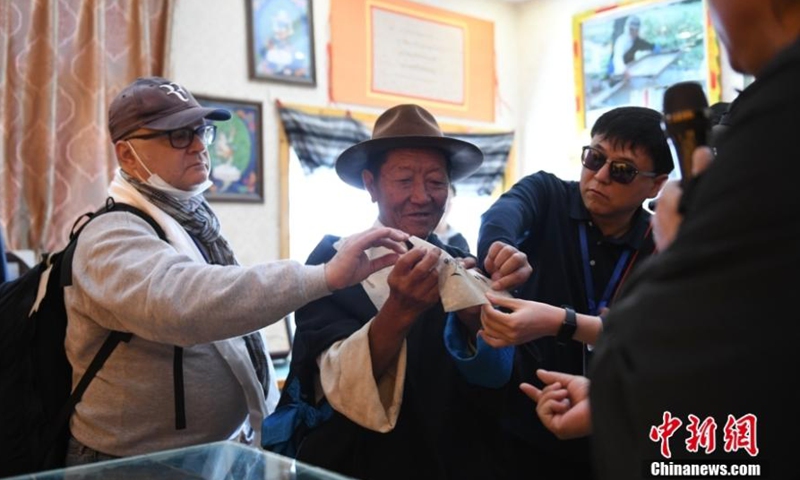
723, 414, 759, 457
649, 411, 683, 458
685, 415, 717, 454
650, 412, 759, 458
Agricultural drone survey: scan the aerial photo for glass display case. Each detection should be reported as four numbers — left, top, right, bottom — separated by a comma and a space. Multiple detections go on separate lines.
7, 441, 352, 480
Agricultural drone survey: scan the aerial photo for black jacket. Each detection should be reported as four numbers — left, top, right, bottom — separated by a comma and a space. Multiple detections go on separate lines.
590, 37, 800, 480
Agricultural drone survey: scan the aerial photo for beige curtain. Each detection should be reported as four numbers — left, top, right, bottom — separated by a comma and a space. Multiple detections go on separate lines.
0, 0, 174, 253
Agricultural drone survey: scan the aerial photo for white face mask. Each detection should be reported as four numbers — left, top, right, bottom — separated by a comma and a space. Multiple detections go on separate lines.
126, 141, 213, 201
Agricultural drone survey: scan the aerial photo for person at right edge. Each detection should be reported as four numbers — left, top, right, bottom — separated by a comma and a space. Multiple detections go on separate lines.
525, 1, 800, 478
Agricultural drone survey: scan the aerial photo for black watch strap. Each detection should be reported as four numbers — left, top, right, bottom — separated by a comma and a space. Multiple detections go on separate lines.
556, 307, 577, 345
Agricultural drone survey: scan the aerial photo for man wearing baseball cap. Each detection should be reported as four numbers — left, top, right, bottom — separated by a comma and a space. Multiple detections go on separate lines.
263, 104, 533, 479
63, 77, 408, 465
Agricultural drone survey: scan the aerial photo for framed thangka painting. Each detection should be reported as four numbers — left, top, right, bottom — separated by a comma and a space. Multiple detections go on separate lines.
246, 0, 316, 85
196, 96, 264, 202
573, 0, 721, 129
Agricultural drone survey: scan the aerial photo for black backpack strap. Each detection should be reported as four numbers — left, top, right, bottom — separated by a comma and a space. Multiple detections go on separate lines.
43, 331, 133, 463
174, 346, 186, 430
60, 198, 168, 288
105, 199, 168, 241
57, 197, 187, 433
103, 199, 187, 430
52, 331, 134, 430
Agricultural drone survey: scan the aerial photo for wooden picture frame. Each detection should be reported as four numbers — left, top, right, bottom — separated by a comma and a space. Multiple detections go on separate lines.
329, 0, 496, 122
246, 0, 316, 86
195, 95, 264, 203
573, 0, 721, 130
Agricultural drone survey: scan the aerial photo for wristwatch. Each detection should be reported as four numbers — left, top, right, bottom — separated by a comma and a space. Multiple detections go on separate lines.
556, 306, 577, 345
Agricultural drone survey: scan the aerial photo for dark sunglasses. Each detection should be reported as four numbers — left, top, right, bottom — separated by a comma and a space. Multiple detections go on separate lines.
125, 124, 217, 149
581, 146, 658, 185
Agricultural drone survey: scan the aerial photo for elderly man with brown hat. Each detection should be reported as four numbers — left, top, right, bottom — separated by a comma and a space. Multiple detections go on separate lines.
262, 104, 532, 479
62, 76, 408, 466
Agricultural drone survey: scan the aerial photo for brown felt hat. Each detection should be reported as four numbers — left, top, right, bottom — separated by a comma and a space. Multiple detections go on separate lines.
335, 104, 483, 189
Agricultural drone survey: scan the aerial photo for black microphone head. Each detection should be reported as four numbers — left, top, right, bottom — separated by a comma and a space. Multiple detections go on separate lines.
663, 81, 709, 114
662, 82, 710, 183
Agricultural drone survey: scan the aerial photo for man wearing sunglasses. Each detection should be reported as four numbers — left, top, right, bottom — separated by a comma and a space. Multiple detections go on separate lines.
61, 77, 407, 466
475, 106, 672, 478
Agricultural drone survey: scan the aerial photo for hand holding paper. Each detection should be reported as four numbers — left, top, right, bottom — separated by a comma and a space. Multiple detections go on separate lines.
482, 241, 533, 291
405, 236, 516, 312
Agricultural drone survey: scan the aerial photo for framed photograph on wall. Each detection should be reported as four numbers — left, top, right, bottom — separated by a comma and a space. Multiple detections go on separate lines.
573, 0, 721, 129
246, 0, 316, 86
195, 95, 264, 203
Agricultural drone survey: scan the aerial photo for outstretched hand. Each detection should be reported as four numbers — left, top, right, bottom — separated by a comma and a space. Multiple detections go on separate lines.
521, 369, 592, 440
324, 227, 408, 291
479, 293, 562, 347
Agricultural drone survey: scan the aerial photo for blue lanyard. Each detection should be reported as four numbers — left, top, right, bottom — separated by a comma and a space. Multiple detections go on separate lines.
578, 222, 631, 315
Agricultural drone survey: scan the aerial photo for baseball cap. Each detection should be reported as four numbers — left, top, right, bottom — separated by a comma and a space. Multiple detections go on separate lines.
108, 76, 231, 142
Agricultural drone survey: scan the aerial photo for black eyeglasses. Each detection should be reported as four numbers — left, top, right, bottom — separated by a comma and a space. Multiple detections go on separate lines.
125, 125, 217, 149
581, 145, 658, 185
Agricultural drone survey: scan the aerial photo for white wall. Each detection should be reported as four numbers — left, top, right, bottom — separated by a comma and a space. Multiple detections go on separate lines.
516, 0, 601, 181
170, 0, 521, 266
170, 0, 744, 266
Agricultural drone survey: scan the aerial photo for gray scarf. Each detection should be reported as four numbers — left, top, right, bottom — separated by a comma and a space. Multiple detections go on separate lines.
121, 171, 270, 397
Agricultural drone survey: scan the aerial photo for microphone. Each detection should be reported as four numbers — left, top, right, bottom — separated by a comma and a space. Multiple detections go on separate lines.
662, 82, 710, 184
